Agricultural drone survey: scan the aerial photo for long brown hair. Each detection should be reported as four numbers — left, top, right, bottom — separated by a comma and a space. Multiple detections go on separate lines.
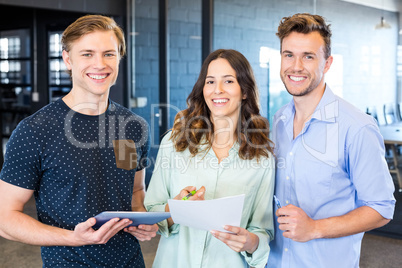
170, 49, 274, 160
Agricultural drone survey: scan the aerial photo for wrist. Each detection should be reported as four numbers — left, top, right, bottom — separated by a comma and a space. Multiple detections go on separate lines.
246, 233, 259, 254
61, 229, 81, 247
312, 219, 324, 240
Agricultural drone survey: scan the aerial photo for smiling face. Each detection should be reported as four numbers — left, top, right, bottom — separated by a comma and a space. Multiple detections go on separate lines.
280, 31, 333, 97
203, 58, 245, 123
62, 30, 120, 100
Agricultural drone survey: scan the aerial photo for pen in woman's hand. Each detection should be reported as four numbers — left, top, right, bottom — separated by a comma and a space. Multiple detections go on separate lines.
182, 190, 196, 200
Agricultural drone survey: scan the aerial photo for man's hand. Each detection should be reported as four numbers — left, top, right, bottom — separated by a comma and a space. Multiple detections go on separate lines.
73, 217, 132, 246
124, 223, 158, 241
210, 225, 259, 254
276, 204, 320, 242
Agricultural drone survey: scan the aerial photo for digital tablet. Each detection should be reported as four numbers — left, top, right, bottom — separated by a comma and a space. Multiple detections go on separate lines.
93, 211, 171, 229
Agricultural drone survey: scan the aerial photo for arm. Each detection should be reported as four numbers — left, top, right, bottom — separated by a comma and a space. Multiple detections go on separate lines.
278, 124, 393, 242
131, 168, 147, 212
144, 132, 180, 237
0, 180, 132, 246
124, 169, 158, 241
210, 156, 275, 266
277, 204, 389, 242
278, 123, 395, 242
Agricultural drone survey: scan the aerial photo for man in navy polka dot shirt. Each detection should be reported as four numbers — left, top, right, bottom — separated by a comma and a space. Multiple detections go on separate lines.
0, 15, 158, 267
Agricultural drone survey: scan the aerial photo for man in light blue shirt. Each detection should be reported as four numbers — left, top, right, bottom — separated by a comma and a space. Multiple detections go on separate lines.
267, 13, 396, 268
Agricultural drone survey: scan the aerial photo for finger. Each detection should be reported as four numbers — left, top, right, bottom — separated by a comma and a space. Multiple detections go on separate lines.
182, 186, 196, 195
129, 231, 153, 241
95, 218, 120, 235
211, 230, 235, 241
278, 223, 288, 231
223, 225, 241, 235
124, 228, 156, 241
100, 219, 132, 239
277, 216, 288, 224
197, 186, 206, 196
86, 217, 97, 227
176, 186, 197, 200
127, 226, 157, 237
137, 224, 159, 232
210, 230, 244, 252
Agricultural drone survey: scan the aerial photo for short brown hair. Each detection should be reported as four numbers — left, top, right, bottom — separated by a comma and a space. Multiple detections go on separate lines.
61, 14, 126, 57
276, 13, 332, 59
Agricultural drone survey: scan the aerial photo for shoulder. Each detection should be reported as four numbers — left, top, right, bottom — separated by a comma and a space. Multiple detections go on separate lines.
109, 101, 149, 127
160, 131, 175, 147
329, 95, 383, 148
335, 95, 377, 128
257, 150, 275, 167
15, 100, 65, 134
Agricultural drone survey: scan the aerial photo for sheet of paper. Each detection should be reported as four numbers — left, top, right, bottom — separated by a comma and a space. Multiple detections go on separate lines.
167, 194, 245, 232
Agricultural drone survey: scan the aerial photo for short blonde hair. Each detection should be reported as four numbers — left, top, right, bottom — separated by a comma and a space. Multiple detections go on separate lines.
62, 14, 125, 56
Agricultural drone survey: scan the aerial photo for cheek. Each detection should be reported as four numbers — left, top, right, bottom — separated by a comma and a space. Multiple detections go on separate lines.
280, 63, 289, 74
202, 86, 211, 98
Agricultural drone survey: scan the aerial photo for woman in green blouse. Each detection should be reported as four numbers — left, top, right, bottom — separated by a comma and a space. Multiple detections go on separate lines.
145, 49, 275, 268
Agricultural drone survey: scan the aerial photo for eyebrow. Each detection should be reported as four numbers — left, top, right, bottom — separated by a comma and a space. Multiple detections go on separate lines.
206, 74, 236, 79
78, 49, 117, 53
282, 50, 316, 56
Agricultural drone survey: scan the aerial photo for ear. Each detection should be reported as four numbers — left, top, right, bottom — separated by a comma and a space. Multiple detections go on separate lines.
242, 94, 247, 100
323, 55, 333, 74
62, 50, 72, 71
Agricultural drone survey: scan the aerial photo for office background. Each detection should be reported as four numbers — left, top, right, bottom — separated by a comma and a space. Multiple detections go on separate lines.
0, 0, 401, 267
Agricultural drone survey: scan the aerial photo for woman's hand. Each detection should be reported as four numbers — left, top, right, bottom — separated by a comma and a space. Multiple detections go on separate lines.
174, 186, 205, 201
210, 225, 259, 254
165, 186, 206, 227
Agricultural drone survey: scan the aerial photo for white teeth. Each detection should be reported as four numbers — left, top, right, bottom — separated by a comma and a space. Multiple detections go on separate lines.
289, 76, 306, 82
88, 74, 107, 80
213, 99, 228, 103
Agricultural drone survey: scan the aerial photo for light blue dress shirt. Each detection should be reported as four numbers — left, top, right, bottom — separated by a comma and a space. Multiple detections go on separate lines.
267, 86, 396, 268
145, 132, 275, 268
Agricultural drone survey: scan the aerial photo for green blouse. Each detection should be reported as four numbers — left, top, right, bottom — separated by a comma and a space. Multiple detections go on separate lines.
145, 132, 275, 268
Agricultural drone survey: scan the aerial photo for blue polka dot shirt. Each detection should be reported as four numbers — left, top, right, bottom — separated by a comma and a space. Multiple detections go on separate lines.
0, 98, 150, 267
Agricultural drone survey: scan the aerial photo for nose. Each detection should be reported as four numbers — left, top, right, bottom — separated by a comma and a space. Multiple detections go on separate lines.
293, 57, 304, 71
93, 54, 106, 69
214, 81, 224, 94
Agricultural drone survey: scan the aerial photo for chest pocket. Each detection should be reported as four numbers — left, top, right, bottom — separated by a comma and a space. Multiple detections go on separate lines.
295, 158, 334, 199
112, 139, 137, 170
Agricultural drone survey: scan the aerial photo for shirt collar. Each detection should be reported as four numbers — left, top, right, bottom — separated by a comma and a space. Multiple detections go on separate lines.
311, 85, 338, 123
280, 85, 338, 124
200, 136, 240, 159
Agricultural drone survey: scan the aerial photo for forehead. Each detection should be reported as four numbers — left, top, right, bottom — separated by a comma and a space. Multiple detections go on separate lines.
70, 30, 118, 51
207, 58, 236, 75
282, 31, 325, 54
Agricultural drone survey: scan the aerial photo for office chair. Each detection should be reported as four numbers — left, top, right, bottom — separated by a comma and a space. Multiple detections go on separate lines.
383, 103, 398, 125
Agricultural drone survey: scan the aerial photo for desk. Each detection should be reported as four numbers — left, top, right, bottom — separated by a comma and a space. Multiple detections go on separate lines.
379, 124, 402, 192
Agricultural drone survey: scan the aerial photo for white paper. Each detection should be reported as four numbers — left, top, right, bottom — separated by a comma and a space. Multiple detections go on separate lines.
167, 194, 245, 232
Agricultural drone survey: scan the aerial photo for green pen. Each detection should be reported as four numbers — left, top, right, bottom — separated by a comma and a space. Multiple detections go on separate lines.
182, 190, 196, 200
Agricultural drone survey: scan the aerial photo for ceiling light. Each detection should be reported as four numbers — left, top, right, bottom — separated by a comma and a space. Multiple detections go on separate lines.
375, 16, 391, 30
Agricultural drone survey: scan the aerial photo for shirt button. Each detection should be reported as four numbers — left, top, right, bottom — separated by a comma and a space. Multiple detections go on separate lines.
286, 200, 289, 204
289, 152, 293, 156
284, 248, 288, 252
286, 176, 290, 180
